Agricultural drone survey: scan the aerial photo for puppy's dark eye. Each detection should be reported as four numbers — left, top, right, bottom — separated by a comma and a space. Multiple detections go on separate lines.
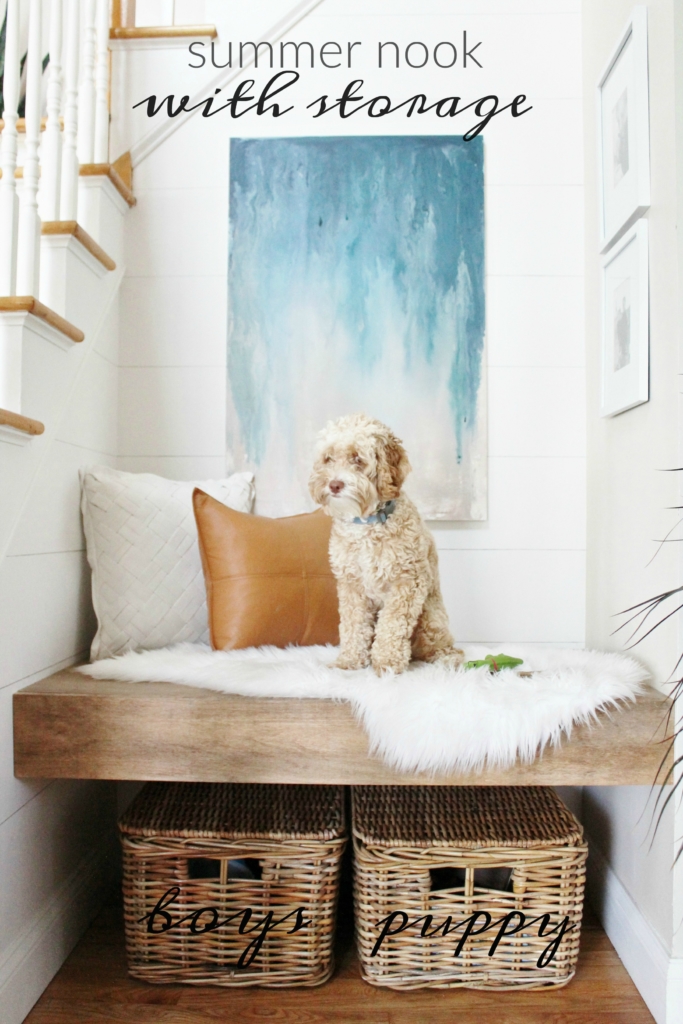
352, 454, 365, 467
323, 454, 332, 464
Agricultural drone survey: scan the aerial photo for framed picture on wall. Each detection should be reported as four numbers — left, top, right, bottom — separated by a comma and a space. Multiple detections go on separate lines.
600, 219, 649, 417
597, 6, 650, 253
227, 136, 486, 520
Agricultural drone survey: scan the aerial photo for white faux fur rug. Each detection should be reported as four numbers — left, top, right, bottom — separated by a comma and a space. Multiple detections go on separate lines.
78, 644, 650, 776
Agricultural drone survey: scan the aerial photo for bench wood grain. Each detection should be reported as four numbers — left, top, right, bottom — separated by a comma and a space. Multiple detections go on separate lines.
13, 670, 673, 785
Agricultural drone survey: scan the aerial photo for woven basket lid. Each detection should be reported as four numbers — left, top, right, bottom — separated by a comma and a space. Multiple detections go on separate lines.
352, 786, 584, 849
119, 783, 346, 841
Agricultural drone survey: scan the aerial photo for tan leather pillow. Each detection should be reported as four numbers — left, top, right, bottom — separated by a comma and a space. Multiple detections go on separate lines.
193, 489, 339, 650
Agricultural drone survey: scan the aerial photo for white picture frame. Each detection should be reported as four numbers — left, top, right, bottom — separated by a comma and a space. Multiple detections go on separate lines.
597, 6, 650, 253
600, 219, 649, 417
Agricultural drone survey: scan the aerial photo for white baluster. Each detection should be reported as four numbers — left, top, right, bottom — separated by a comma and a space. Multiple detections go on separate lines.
16, 0, 44, 297
78, 0, 97, 165
60, 0, 80, 219
94, 0, 111, 162
0, 0, 21, 295
40, 0, 64, 221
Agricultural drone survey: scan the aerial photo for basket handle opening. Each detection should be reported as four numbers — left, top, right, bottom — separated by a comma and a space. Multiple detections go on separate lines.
429, 866, 513, 893
186, 857, 262, 882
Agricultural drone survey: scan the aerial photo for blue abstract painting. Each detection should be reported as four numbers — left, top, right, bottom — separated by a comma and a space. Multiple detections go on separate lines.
227, 136, 486, 519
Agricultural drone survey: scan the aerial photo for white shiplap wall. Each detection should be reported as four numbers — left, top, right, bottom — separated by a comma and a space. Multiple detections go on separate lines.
0, 263, 120, 1023
119, 0, 585, 646
0, 0, 585, 1017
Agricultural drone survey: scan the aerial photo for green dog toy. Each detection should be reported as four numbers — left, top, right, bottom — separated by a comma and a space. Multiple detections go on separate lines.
465, 653, 524, 672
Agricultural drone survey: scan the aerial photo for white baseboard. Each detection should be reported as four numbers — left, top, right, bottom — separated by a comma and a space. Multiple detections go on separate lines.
667, 956, 683, 1023
0, 834, 115, 1024
587, 839, 681, 1024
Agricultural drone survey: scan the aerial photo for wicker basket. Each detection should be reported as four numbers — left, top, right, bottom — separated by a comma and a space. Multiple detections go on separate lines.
120, 782, 347, 987
352, 786, 587, 991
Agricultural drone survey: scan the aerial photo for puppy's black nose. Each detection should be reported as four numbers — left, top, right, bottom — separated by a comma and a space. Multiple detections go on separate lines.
329, 479, 344, 495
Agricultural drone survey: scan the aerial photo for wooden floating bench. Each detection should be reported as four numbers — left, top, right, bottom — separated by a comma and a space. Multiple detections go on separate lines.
13, 670, 673, 786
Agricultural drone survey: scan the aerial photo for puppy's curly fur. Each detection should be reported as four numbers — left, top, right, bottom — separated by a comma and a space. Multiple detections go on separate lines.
309, 413, 463, 675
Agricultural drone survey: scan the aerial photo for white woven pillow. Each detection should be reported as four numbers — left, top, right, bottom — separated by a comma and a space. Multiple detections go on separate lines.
81, 466, 255, 660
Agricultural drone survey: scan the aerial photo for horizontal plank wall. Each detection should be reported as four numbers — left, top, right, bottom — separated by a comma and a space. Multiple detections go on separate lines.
582, 0, 683, 1020
117, 0, 586, 648
0, 265, 122, 1024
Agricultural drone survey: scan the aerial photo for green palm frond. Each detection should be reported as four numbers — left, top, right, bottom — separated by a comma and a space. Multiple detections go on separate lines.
614, 476, 683, 864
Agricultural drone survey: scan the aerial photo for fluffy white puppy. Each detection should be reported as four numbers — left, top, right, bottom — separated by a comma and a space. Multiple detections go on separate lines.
309, 413, 463, 675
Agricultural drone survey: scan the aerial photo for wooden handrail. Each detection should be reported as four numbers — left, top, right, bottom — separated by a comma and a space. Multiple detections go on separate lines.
0, 297, 85, 343
110, 24, 217, 40
0, 408, 45, 436
111, 0, 135, 29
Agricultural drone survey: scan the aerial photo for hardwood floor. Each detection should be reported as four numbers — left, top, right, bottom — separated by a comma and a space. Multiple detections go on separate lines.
25, 896, 654, 1024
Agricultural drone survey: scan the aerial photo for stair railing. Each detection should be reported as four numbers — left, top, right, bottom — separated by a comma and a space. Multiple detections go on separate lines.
0, 0, 112, 300
40, 0, 64, 222
0, 0, 21, 295
16, 0, 43, 296
60, 0, 82, 219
